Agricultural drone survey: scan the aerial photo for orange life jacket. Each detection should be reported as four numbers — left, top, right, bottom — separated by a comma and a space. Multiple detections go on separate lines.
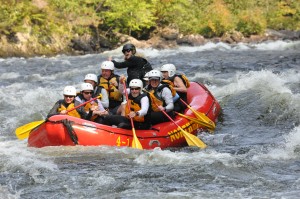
83, 99, 99, 121
160, 80, 177, 97
168, 74, 190, 88
98, 75, 123, 102
145, 84, 172, 112
125, 94, 147, 122
58, 103, 81, 118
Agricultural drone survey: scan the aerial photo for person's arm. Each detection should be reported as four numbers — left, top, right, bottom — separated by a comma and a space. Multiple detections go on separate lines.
162, 88, 174, 112
74, 100, 92, 120
100, 89, 109, 108
113, 56, 143, 69
137, 96, 149, 116
173, 92, 180, 102
173, 76, 187, 93
111, 60, 128, 69
47, 101, 60, 118
90, 98, 109, 116
96, 99, 105, 111
118, 78, 126, 93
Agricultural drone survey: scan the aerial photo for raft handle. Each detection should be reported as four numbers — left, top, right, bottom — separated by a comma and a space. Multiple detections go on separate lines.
149, 140, 160, 147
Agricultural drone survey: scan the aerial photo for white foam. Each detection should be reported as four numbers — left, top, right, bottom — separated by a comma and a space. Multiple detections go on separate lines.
102, 40, 300, 59
251, 40, 300, 51
253, 126, 300, 160
0, 140, 58, 173
212, 70, 294, 100
134, 147, 234, 166
0, 72, 20, 80
0, 185, 20, 199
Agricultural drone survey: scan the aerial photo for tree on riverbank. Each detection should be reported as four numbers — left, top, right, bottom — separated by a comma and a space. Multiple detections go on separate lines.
0, 0, 299, 57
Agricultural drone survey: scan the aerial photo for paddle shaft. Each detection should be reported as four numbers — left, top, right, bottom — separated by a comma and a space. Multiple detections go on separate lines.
175, 111, 214, 132
180, 98, 199, 113
180, 98, 215, 129
66, 95, 100, 113
123, 82, 143, 149
16, 95, 101, 140
142, 88, 206, 148
123, 83, 133, 124
142, 89, 186, 127
154, 102, 207, 148
159, 108, 183, 130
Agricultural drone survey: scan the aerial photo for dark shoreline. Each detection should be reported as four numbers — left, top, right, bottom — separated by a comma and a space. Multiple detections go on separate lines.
1, 29, 299, 58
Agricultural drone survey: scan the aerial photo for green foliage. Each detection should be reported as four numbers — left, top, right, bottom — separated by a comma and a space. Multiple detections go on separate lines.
236, 8, 267, 36
152, 0, 191, 25
267, 0, 300, 30
151, 0, 202, 34
101, 0, 157, 35
0, 1, 32, 34
0, 0, 300, 55
0, 0, 62, 40
200, 0, 235, 37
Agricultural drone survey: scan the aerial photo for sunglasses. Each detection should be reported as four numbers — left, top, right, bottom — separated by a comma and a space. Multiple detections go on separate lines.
64, 95, 74, 98
122, 49, 131, 54
130, 87, 140, 91
83, 91, 93, 95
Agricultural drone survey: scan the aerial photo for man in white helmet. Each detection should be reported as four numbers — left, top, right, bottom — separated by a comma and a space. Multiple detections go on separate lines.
109, 43, 152, 85
144, 70, 175, 125
47, 86, 92, 119
97, 61, 124, 114
161, 63, 190, 113
102, 79, 151, 130
75, 83, 108, 123
84, 73, 109, 109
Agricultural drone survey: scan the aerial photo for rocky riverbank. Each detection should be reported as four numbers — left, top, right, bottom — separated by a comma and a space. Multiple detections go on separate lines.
1, 27, 300, 58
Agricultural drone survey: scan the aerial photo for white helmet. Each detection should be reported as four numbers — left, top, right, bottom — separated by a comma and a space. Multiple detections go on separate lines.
143, 72, 149, 81
161, 64, 176, 77
148, 70, 162, 81
84, 73, 98, 83
63, 86, 76, 96
101, 61, 114, 70
129, 79, 143, 91
80, 83, 94, 91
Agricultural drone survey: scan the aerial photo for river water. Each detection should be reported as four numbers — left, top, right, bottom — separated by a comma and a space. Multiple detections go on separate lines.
0, 41, 300, 199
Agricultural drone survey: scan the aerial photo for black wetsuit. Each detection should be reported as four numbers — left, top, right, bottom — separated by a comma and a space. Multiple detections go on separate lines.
112, 55, 152, 84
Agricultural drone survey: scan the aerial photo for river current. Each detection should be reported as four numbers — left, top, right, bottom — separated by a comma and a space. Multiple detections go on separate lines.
0, 41, 300, 199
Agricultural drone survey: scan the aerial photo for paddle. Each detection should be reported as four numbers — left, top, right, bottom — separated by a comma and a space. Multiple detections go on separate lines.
158, 106, 207, 149
15, 120, 45, 140
175, 112, 214, 132
180, 98, 216, 130
123, 82, 143, 150
142, 88, 206, 148
142, 89, 206, 148
15, 95, 101, 140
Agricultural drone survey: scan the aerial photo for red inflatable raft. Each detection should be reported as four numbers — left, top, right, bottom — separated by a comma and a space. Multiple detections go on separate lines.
28, 82, 221, 149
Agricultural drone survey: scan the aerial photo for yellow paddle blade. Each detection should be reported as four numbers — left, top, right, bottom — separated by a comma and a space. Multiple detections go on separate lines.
180, 99, 216, 130
131, 127, 143, 149
193, 111, 215, 130
179, 126, 207, 149
176, 112, 214, 133
124, 82, 143, 150
15, 120, 45, 140
185, 103, 216, 130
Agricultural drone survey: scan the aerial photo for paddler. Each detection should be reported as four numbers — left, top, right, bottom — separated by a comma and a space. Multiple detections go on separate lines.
47, 86, 92, 119
160, 63, 190, 113
109, 43, 152, 86
144, 70, 175, 125
102, 79, 151, 130
75, 83, 108, 123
